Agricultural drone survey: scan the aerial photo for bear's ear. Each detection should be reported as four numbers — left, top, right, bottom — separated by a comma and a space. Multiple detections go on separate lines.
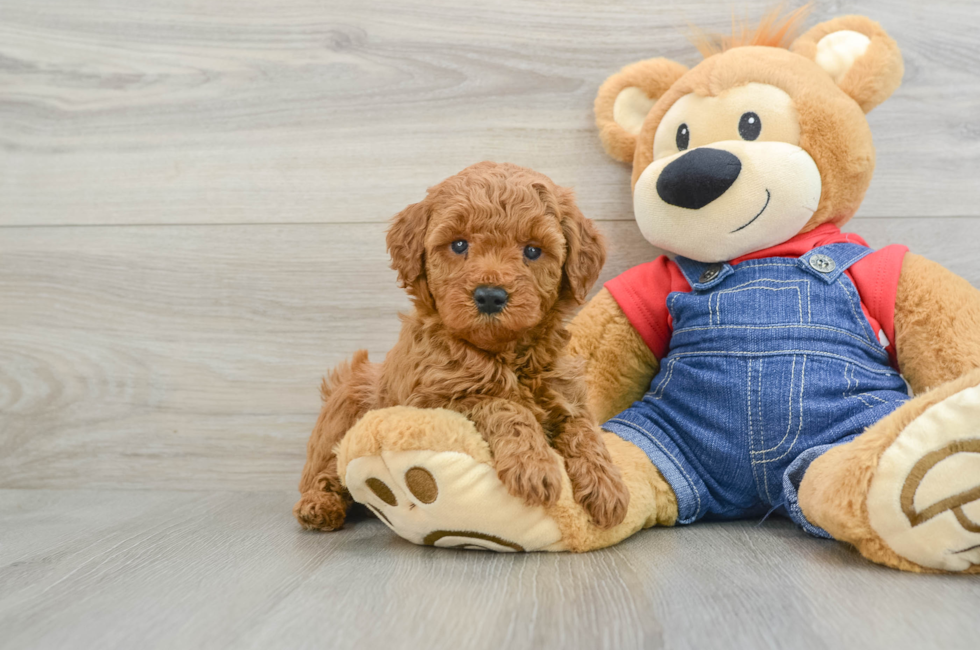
792, 15, 903, 113
594, 58, 688, 163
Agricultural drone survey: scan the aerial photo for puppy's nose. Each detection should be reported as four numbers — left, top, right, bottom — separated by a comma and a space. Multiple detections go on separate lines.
656, 148, 742, 210
473, 285, 509, 315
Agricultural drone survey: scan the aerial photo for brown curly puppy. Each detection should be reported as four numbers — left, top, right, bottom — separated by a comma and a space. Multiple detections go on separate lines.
294, 161, 630, 532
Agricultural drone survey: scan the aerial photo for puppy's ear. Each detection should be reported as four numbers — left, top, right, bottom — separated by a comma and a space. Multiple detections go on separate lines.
386, 198, 431, 301
595, 58, 688, 163
555, 188, 606, 304
791, 16, 903, 113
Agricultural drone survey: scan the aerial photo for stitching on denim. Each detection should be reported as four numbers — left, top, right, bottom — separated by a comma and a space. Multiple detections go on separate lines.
837, 277, 870, 341
850, 365, 870, 407
752, 355, 797, 455
758, 358, 772, 500
713, 285, 803, 325
861, 393, 890, 404
607, 417, 703, 517
747, 359, 767, 500
806, 281, 812, 322
712, 277, 809, 325
853, 394, 877, 407
671, 323, 889, 355
757, 355, 807, 464
836, 278, 877, 345
665, 349, 899, 376
836, 246, 873, 270
844, 363, 864, 407
844, 364, 891, 408
733, 262, 796, 270
719, 277, 807, 289
651, 357, 677, 399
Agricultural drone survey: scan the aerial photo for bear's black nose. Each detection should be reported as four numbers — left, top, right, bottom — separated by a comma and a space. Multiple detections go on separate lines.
473, 286, 509, 315
656, 148, 742, 210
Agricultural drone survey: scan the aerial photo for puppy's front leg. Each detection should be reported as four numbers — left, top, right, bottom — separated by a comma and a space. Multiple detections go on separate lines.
552, 416, 630, 529
461, 398, 565, 508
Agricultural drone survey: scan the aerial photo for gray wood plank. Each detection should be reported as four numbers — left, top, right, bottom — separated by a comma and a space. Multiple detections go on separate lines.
1, 218, 979, 491
1, 489, 978, 650
2, 3, 979, 648
1, 0, 979, 226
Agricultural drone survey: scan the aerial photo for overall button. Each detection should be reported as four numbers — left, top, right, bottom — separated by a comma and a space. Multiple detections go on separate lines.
809, 254, 836, 273
699, 263, 723, 283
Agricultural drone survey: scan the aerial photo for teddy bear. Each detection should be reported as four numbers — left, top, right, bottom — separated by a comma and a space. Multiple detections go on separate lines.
314, 12, 980, 573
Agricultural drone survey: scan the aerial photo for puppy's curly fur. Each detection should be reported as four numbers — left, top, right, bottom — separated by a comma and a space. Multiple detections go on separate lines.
295, 162, 629, 531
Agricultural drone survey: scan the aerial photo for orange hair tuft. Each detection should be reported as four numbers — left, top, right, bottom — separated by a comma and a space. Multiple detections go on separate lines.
690, 3, 812, 58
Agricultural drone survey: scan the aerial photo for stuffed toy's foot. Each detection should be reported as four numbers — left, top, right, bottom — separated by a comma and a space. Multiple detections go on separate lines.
335, 406, 677, 552
800, 369, 980, 573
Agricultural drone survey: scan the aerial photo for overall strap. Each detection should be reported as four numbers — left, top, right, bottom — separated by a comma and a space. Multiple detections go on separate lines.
797, 243, 873, 284
673, 257, 734, 292
675, 240, 873, 291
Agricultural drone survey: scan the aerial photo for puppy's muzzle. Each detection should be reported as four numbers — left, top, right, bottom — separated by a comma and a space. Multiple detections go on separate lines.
656, 148, 742, 210
473, 285, 509, 315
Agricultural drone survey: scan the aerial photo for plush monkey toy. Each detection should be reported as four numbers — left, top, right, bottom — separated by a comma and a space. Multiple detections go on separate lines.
319, 13, 980, 573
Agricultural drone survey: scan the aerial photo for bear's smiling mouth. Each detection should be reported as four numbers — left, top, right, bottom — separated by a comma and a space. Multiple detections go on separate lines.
730, 189, 771, 233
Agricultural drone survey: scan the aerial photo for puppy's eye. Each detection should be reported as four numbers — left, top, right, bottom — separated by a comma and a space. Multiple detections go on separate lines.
523, 245, 542, 261
676, 123, 690, 151
738, 112, 761, 141
450, 240, 468, 255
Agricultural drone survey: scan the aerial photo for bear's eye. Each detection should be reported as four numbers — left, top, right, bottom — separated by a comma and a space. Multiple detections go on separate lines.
523, 245, 542, 261
738, 112, 761, 141
676, 123, 690, 151
451, 239, 468, 255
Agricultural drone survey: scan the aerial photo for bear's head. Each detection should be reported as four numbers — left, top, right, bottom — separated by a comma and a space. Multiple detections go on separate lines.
595, 11, 904, 263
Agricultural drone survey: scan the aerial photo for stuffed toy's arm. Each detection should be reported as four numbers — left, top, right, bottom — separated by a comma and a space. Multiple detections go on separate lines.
894, 253, 980, 394
567, 288, 659, 423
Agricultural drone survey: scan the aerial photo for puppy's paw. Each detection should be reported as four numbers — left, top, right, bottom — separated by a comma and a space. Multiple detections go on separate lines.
495, 449, 564, 508
567, 458, 630, 529
293, 490, 351, 531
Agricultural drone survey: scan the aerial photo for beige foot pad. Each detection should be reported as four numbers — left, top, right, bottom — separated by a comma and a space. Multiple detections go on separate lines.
346, 450, 564, 551
868, 385, 980, 571
338, 407, 565, 552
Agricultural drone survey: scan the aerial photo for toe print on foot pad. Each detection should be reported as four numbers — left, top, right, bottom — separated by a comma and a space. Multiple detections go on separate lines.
901, 440, 980, 536
868, 386, 980, 571
404, 467, 438, 504
344, 449, 564, 552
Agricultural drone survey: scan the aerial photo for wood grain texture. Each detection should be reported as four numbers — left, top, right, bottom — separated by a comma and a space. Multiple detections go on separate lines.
1, 490, 978, 650
1, 0, 979, 226
2, 2, 980, 647
2, 218, 979, 491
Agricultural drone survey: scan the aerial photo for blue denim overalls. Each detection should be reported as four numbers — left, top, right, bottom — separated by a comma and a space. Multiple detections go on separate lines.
603, 243, 911, 536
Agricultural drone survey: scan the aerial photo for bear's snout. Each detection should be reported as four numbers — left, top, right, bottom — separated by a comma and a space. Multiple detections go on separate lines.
656, 148, 742, 210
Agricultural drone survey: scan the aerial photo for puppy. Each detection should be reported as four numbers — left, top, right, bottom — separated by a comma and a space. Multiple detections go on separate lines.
295, 162, 629, 531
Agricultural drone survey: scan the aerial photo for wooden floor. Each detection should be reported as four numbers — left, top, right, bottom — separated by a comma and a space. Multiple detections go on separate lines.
1, 490, 978, 650
2, 1, 979, 648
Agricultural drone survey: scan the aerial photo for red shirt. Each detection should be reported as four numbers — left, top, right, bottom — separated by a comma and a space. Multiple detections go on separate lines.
605, 224, 908, 369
